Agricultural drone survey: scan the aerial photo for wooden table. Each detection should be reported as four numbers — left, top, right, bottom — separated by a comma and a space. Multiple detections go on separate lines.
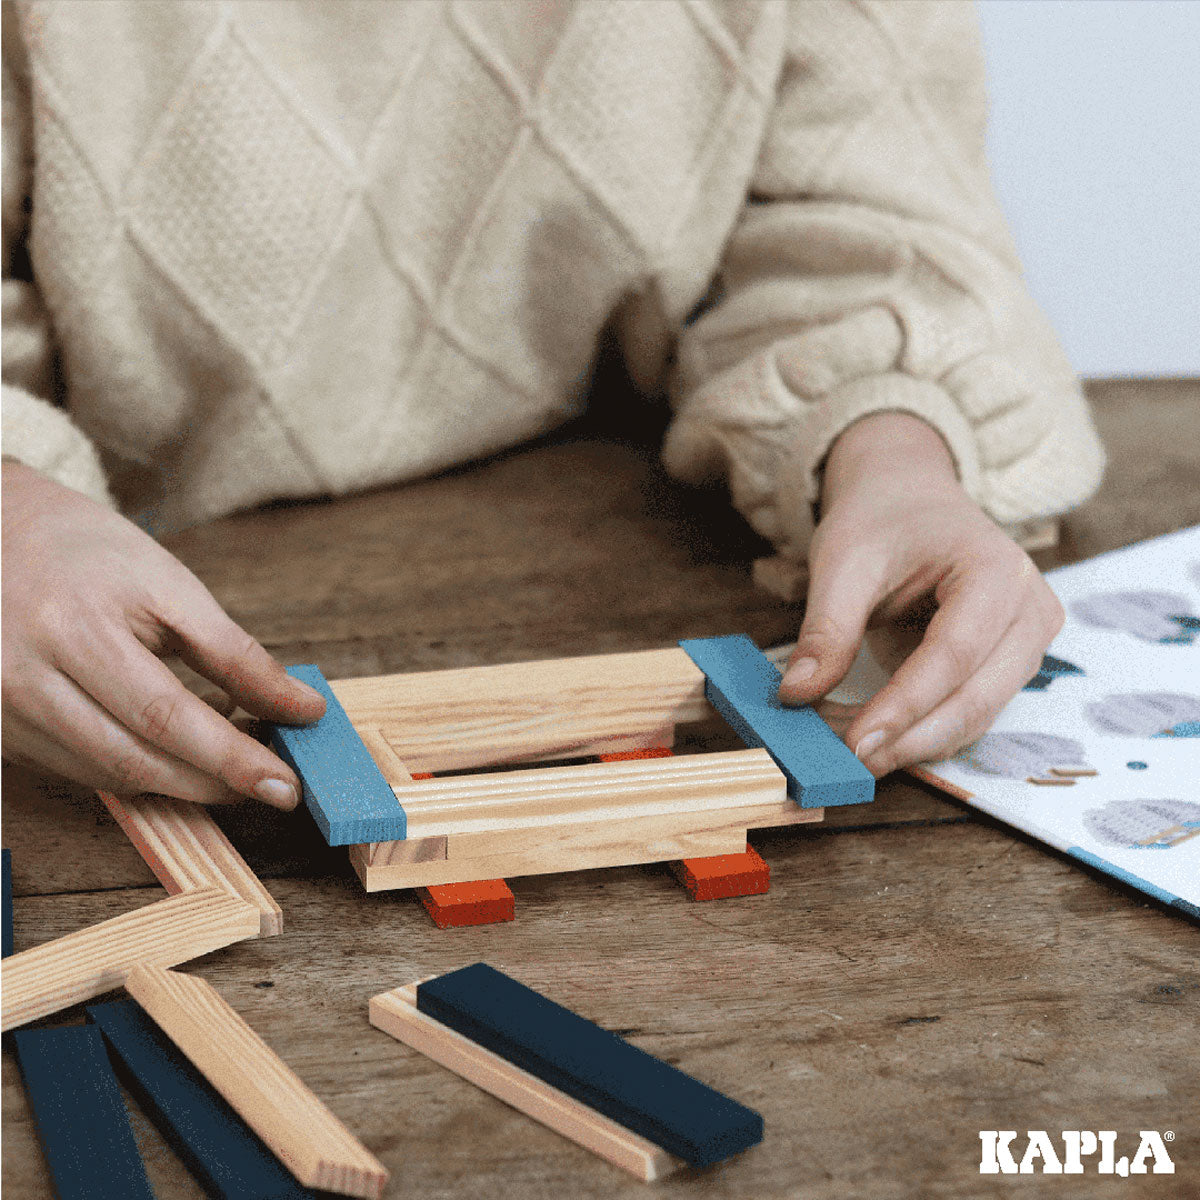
4, 380, 1198, 1199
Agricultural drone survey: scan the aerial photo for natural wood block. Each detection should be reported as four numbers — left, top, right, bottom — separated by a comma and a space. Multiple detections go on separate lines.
87, 998, 308, 1200
1, 888, 259, 1032
351, 825, 749, 892
125, 965, 388, 1199
419, 880, 516, 928
415, 964, 763, 1167
369, 983, 681, 1182
330, 648, 706, 772
98, 791, 283, 937
394, 749, 788, 838
671, 845, 771, 902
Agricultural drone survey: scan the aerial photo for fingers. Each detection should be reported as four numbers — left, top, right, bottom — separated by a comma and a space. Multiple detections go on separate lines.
858, 610, 1052, 775
165, 586, 325, 725
9, 668, 243, 804
843, 549, 1036, 758
56, 624, 303, 810
778, 542, 887, 705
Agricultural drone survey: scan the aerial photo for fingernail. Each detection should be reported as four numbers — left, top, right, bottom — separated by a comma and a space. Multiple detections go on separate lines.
255, 778, 299, 810
784, 657, 818, 686
294, 680, 324, 703
855, 729, 887, 761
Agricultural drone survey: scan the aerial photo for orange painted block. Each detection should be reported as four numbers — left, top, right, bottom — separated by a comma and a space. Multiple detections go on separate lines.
597, 747, 675, 762
670, 845, 770, 902
410, 772, 435, 780
418, 880, 515, 929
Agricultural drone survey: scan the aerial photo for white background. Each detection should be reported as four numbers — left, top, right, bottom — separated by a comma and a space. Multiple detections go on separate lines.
978, 0, 1200, 377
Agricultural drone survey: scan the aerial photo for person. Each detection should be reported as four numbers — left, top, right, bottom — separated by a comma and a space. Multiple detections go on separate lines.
1, 0, 1104, 811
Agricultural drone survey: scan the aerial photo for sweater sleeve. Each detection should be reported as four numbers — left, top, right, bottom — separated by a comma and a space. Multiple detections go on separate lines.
662, 0, 1104, 569
1, 12, 113, 506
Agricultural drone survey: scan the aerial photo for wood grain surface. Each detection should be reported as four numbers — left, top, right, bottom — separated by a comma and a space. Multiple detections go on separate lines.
3, 381, 1198, 1198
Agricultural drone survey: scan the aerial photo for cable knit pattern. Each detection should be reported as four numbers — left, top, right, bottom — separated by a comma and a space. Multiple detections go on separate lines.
1, 0, 1102, 555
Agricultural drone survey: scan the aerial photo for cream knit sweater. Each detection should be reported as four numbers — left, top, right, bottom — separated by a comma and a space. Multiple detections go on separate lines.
2, 0, 1104, 563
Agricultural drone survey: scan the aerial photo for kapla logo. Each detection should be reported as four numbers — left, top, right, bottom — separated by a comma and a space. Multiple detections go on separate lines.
979, 1130, 1175, 1175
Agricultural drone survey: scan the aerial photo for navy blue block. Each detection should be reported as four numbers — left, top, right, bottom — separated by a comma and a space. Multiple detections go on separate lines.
2, 847, 12, 958
12, 1024, 154, 1200
86, 1000, 313, 1200
417, 963, 763, 1167
680, 635, 874, 807
268, 664, 406, 846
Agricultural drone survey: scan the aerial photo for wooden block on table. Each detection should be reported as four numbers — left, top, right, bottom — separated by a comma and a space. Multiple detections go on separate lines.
11, 1023, 154, 1200
670, 845, 770, 902
369, 983, 681, 1182
679, 635, 874, 807
351, 823, 749, 892
415, 963, 763, 1168
98, 791, 283, 937
418, 879, 516, 928
330, 648, 705, 773
268, 664, 407, 846
2, 846, 12, 958
87, 999, 314, 1200
1, 888, 260, 1032
125, 965, 388, 1200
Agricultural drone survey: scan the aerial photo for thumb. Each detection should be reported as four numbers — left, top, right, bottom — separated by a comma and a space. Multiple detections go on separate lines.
778, 551, 884, 705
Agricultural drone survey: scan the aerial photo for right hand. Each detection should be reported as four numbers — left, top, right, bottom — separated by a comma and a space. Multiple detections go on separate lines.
2, 460, 326, 808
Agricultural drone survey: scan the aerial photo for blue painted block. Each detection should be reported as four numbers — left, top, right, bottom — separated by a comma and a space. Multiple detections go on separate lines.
87, 999, 313, 1200
417, 963, 763, 1168
2, 847, 12, 958
12, 1024, 154, 1200
679, 634, 874, 807
268, 664, 406, 846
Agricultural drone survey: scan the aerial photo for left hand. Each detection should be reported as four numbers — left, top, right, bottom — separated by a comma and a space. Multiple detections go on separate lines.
777, 411, 1064, 776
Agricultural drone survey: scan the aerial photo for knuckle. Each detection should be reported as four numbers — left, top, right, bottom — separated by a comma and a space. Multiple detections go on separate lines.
104, 747, 155, 795
938, 633, 978, 680
955, 692, 993, 746
138, 691, 181, 744
799, 614, 848, 657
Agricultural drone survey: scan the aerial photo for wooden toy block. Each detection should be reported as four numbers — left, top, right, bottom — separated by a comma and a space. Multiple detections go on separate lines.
352, 822, 751, 892
98, 791, 283, 937
330, 648, 704, 773
12, 1023, 154, 1200
598, 747, 675, 761
418, 879, 515, 928
670, 845, 771, 902
268, 664, 407, 846
415, 964, 764, 1168
679, 634, 874, 807
1, 888, 260, 1032
2, 846, 12, 958
348, 748, 823, 891
370, 983, 681, 1182
125, 965, 388, 1199
87, 999, 314, 1200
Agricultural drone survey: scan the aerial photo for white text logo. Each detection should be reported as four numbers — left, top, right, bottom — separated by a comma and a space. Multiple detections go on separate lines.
979, 1131, 1175, 1176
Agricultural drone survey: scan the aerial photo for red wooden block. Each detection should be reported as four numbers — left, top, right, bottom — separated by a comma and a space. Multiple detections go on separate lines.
597, 747, 675, 762
670, 845, 770, 902
418, 879, 515, 929
410, 772, 435, 780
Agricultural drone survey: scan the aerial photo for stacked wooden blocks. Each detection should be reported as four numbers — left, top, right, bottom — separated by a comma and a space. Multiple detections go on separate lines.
370, 963, 763, 1180
270, 635, 873, 922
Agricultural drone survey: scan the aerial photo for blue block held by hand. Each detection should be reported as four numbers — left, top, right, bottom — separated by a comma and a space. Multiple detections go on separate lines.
680, 634, 873, 807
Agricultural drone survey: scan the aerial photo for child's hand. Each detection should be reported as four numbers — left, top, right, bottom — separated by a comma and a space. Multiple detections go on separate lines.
1, 460, 325, 807
778, 412, 1064, 776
